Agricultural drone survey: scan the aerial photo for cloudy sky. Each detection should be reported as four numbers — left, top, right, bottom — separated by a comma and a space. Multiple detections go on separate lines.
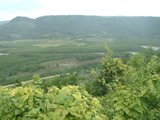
0, 0, 160, 21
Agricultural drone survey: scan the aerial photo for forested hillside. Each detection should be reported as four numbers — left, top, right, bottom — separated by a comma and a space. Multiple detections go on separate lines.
1, 15, 160, 119
0, 16, 160, 40
1, 50, 160, 119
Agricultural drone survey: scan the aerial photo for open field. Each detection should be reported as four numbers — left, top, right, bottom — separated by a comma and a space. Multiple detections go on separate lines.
1, 37, 160, 85
0, 38, 106, 85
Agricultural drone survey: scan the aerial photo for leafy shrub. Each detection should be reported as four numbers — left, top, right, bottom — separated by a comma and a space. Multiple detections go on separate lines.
0, 84, 107, 119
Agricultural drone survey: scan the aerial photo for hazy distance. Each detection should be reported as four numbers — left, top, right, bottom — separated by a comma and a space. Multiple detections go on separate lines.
0, 0, 160, 21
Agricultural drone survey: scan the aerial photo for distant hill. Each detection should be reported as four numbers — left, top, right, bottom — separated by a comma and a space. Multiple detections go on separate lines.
0, 15, 160, 40
0, 21, 9, 25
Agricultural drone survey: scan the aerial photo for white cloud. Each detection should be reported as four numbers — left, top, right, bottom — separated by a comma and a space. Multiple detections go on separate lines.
0, 0, 160, 21
0, 11, 16, 20
32, 0, 160, 16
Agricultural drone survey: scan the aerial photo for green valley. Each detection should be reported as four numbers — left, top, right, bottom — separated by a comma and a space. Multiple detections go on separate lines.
1, 15, 160, 119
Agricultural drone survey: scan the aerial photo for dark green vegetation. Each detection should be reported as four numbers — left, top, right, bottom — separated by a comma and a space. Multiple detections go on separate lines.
0, 75, 107, 120
0, 39, 107, 85
0, 16, 160, 40
1, 37, 160, 85
1, 51, 160, 119
1, 15, 160, 85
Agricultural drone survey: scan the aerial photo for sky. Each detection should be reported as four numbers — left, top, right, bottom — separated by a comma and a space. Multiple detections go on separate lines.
0, 0, 160, 21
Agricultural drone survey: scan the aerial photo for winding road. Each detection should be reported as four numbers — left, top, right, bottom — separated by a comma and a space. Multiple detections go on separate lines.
3, 74, 61, 88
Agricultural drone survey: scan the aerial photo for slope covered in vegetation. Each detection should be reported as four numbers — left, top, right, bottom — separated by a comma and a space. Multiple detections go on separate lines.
0, 16, 160, 40
1, 50, 160, 119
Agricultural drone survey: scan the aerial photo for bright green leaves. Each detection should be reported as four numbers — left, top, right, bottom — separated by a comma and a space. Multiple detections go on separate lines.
50, 86, 106, 120
99, 53, 160, 119
146, 55, 160, 75
101, 85, 145, 120
0, 85, 106, 119
94, 53, 130, 96
128, 54, 145, 70
101, 55, 129, 85
32, 74, 43, 86
140, 74, 160, 119
2, 51, 160, 120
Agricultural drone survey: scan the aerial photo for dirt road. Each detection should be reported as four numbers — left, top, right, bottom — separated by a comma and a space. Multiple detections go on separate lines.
3, 74, 60, 88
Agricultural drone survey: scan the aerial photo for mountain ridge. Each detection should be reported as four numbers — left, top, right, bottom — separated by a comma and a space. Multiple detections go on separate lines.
0, 15, 160, 40
0, 21, 9, 25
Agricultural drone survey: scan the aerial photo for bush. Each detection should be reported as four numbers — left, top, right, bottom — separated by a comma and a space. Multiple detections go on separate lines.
0, 84, 107, 119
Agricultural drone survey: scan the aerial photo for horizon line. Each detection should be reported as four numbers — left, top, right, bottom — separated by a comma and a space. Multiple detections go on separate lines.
1, 14, 160, 21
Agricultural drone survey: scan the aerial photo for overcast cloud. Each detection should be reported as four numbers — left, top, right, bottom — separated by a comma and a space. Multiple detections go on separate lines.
0, 0, 160, 21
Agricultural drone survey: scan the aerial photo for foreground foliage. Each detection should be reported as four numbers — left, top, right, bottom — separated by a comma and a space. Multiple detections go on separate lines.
1, 50, 160, 119
0, 77, 106, 120
99, 53, 160, 119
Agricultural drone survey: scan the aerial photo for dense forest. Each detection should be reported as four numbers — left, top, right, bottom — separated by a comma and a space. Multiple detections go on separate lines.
1, 49, 160, 119
0, 16, 160, 40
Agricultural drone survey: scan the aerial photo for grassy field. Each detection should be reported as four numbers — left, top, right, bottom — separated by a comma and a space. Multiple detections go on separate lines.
1, 37, 160, 85
0, 38, 107, 85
